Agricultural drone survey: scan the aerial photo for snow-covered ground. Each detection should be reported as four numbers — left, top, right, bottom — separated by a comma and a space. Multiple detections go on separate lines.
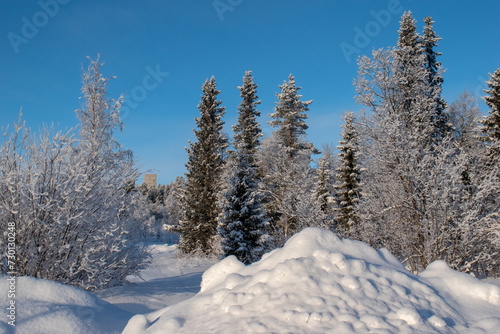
2, 228, 500, 333
95, 244, 217, 315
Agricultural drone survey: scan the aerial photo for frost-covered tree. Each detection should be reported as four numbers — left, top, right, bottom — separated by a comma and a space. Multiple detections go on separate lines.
258, 134, 325, 246
460, 69, 500, 276
314, 143, 336, 222
177, 77, 228, 255
233, 71, 263, 159
164, 176, 185, 228
334, 111, 362, 238
421, 16, 449, 140
482, 68, 500, 144
218, 71, 271, 264
355, 13, 445, 271
269, 74, 317, 156
449, 91, 482, 151
218, 151, 270, 264
0, 58, 149, 290
259, 75, 323, 245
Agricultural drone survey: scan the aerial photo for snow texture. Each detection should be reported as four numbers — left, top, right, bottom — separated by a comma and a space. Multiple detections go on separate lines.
0, 276, 131, 334
124, 228, 500, 334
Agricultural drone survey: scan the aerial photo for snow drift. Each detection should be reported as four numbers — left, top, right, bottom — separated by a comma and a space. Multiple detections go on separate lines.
0, 276, 131, 334
124, 228, 500, 334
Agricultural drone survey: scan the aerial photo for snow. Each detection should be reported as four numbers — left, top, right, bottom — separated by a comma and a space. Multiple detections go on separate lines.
2, 228, 500, 333
0, 276, 131, 334
95, 243, 217, 314
0, 244, 216, 334
123, 228, 500, 334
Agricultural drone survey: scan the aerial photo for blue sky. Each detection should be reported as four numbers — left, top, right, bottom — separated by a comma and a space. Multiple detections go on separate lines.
1, 0, 498, 185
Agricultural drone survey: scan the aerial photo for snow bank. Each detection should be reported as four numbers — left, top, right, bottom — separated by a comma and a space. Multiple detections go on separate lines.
123, 228, 500, 333
0, 276, 131, 334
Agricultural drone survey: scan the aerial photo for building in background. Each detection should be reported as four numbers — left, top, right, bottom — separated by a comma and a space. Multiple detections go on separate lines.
144, 174, 157, 189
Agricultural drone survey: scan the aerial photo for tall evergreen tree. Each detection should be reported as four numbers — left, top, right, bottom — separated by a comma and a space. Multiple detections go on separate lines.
218, 71, 271, 264
396, 11, 419, 53
394, 11, 429, 132
218, 151, 270, 264
178, 77, 228, 254
421, 16, 449, 140
233, 71, 263, 159
269, 74, 317, 156
315, 144, 336, 220
334, 111, 362, 238
482, 68, 500, 143
260, 75, 322, 245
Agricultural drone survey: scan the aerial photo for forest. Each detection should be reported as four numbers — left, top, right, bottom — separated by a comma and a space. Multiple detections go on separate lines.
1, 11, 499, 292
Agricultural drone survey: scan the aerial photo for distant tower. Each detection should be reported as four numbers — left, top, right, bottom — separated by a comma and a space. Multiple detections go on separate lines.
144, 174, 157, 189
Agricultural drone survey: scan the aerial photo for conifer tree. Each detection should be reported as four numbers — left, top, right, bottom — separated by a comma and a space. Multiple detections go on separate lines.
218, 71, 271, 264
334, 111, 362, 238
233, 71, 263, 159
315, 144, 336, 220
421, 16, 449, 140
178, 77, 228, 254
260, 75, 321, 244
218, 151, 270, 264
269, 74, 317, 156
394, 11, 429, 131
482, 68, 500, 144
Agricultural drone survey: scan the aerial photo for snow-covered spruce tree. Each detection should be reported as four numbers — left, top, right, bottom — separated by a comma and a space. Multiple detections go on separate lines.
394, 11, 434, 137
0, 58, 149, 290
218, 71, 271, 264
218, 151, 270, 264
314, 143, 336, 225
259, 74, 323, 245
334, 111, 362, 238
232, 71, 263, 160
421, 16, 450, 141
269, 74, 317, 157
177, 77, 228, 255
482, 68, 500, 144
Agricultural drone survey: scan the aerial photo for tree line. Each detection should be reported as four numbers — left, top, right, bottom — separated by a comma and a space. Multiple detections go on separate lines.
168, 12, 499, 277
1, 11, 498, 292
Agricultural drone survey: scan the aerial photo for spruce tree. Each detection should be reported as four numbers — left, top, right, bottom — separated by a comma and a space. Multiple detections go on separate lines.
394, 11, 427, 130
315, 144, 336, 220
233, 71, 263, 159
396, 11, 419, 53
179, 76, 227, 254
260, 75, 320, 244
218, 151, 270, 264
482, 68, 500, 143
269, 74, 316, 156
218, 71, 270, 264
334, 111, 361, 238
421, 16, 449, 140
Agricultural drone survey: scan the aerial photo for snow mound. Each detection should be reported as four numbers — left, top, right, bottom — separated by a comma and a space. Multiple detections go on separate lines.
0, 276, 131, 334
123, 228, 500, 333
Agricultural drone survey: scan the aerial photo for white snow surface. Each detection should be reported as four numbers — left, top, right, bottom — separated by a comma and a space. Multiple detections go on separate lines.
0, 276, 132, 334
2, 228, 500, 333
124, 228, 500, 334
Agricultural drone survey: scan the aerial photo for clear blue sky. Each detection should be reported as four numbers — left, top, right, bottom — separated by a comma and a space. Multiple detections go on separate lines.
1, 0, 498, 185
